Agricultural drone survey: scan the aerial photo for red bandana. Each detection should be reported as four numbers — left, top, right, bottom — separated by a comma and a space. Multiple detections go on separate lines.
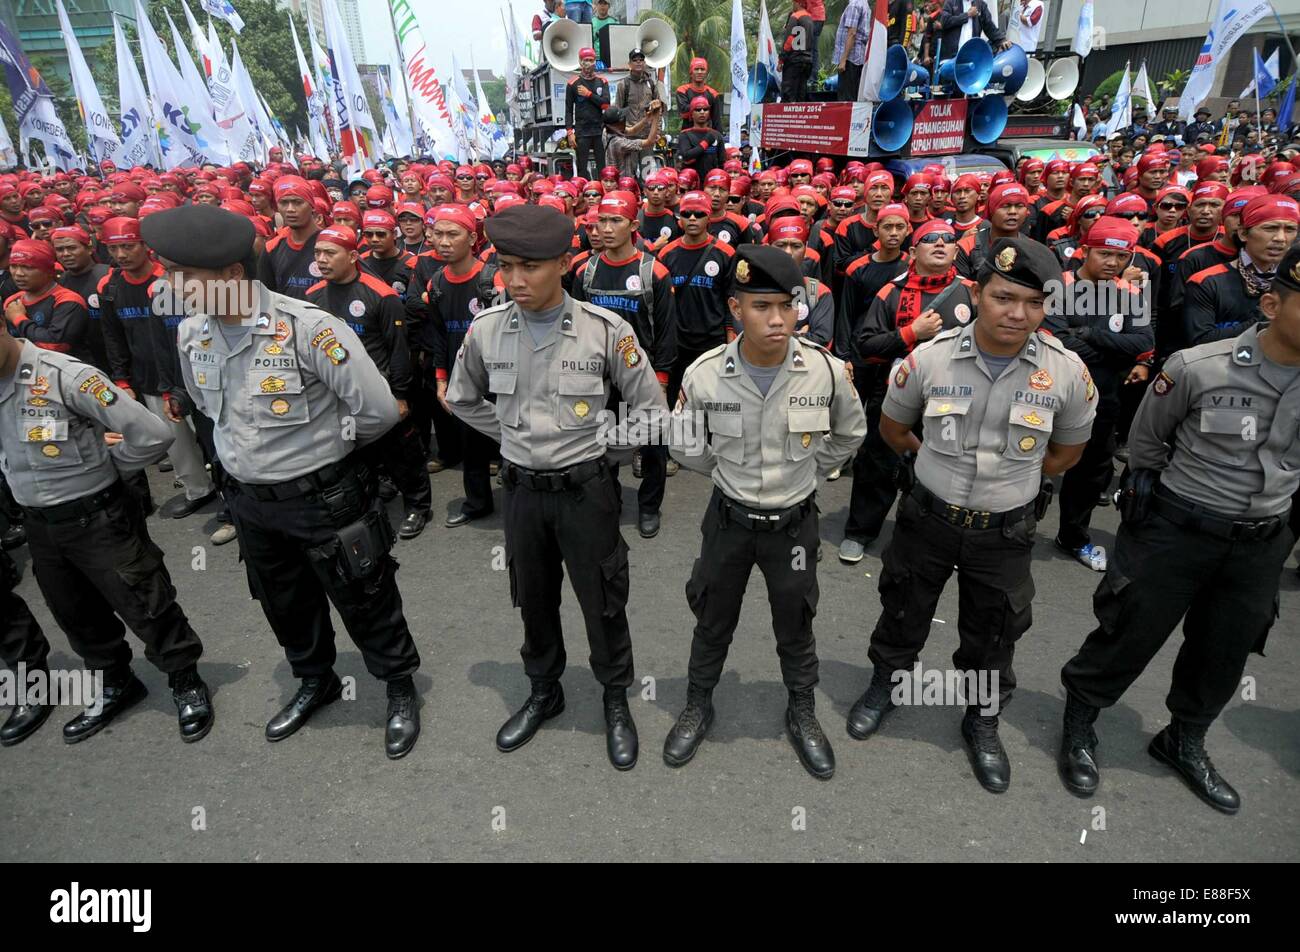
896, 264, 957, 328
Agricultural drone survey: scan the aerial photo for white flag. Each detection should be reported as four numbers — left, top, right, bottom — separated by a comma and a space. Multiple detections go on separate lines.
290, 15, 331, 159
56, 0, 122, 164
449, 53, 479, 161
306, 8, 337, 151
0, 112, 17, 167
112, 14, 158, 168
502, 3, 524, 130
858, 0, 890, 102
471, 51, 503, 161
757, 0, 781, 86
181, 1, 212, 76
727, 0, 749, 147
201, 0, 244, 34
205, 25, 259, 163
1133, 62, 1157, 116
229, 38, 272, 161
1105, 63, 1132, 137
133, 0, 217, 168
1072, 0, 1094, 59
322, 0, 377, 170
1072, 102, 1088, 140
165, 9, 231, 164
1180, 0, 1272, 121
388, 0, 458, 159
379, 68, 414, 158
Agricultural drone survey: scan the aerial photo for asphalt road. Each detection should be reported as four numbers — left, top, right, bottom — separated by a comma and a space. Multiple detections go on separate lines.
2, 463, 1297, 862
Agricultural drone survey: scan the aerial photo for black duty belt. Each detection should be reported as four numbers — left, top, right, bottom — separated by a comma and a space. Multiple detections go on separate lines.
230, 458, 361, 502
716, 488, 815, 532
911, 485, 1034, 531
24, 481, 124, 524
501, 458, 606, 492
1153, 486, 1286, 542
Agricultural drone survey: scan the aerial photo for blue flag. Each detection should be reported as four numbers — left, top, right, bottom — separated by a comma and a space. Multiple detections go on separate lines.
1279, 76, 1297, 134
1254, 48, 1277, 98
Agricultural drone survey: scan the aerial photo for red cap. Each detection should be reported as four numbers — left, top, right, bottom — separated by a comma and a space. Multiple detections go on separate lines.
689, 95, 711, 112
677, 191, 712, 215
766, 218, 809, 243
788, 160, 814, 176
1045, 159, 1070, 176
273, 176, 315, 204
1240, 194, 1300, 229
876, 203, 910, 226
1225, 186, 1267, 214
365, 185, 394, 208
689, 57, 708, 71
25, 206, 60, 225
1191, 182, 1230, 203
597, 190, 638, 221
704, 169, 731, 188
331, 201, 361, 220
362, 210, 396, 230
316, 225, 358, 252
1155, 185, 1192, 206
109, 182, 148, 203
537, 195, 567, 212
1135, 152, 1169, 174
1105, 192, 1149, 216
599, 166, 620, 181
830, 186, 857, 203
901, 173, 932, 195
101, 216, 143, 244
579, 47, 596, 61
987, 183, 1031, 214
7, 239, 57, 271
426, 173, 453, 191
951, 174, 981, 192
1082, 215, 1139, 251
51, 225, 92, 244
865, 170, 893, 191
434, 204, 478, 235
1070, 163, 1100, 181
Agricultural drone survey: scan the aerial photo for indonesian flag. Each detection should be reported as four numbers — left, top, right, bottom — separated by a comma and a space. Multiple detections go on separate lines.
857, 0, 890, 102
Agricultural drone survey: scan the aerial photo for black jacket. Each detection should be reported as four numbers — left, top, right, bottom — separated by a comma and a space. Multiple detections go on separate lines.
939, 0, 1004, 59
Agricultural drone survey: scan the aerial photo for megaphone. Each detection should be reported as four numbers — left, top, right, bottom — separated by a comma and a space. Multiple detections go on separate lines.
873, 97, 914, 153
748, 64, 771, 103
1016, 58, 1046, 102
937, 38, 993, 95
987, 43, 1028, 95
880, 44, 931, 103
543, 19, 592, 72
636, 17, 678, 69
970, 95, 1009, 145
1045, 56, 1080, 100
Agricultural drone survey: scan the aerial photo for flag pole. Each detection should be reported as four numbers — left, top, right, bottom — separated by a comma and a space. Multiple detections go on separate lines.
384, 0, 422, 154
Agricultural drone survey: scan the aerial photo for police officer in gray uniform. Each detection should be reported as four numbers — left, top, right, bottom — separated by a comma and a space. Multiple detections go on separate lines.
0, 312, 213, 745
447, 204, 667, 770
846, 237, 1098, 793
666, 245, 866, 779
143, 204, 423, 761
1058, 245, 1300, 815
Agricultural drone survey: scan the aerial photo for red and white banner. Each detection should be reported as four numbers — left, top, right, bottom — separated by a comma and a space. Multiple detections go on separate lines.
759, 102, 874, 157
909, 99, 967, 157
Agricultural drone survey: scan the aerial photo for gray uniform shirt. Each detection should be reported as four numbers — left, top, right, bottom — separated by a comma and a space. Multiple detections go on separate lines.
175, 287, 400, 485
447, 294, 667, 470
1129, 323, 1300, 518
883, 323, 1097, 511
0, 340, 173, 507
670, 336, 867, 510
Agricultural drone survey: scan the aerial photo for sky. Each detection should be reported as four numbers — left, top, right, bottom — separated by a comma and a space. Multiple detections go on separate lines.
359, 0, 541, 80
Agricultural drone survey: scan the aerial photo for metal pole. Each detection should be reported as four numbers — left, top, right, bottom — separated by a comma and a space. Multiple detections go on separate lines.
1041, 0, 1066, 51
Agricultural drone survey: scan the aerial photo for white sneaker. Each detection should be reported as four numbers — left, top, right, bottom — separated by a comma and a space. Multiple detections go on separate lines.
210, 523, 237, 546
826, 467, 842, 481
1074, 543, 1107, 572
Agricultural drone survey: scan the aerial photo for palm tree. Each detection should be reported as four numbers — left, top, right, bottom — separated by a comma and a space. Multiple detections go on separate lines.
638, 0, 732, 92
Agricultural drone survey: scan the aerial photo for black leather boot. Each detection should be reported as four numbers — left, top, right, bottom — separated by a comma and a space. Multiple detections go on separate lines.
846, 666, 897, 739
1, 699, 52, 747
169, 666, 214, 744
1148, 719, 1241, 814
786, 689, 835, 780
63, 672, 147, 744
961, 707, 1011, 793
1059, 693, 1100, 796
603, 686, 638, 770
663, 683, 714, 768
496, 682, 565, 752
265, 672, 343, 742
384, 676, 420, 760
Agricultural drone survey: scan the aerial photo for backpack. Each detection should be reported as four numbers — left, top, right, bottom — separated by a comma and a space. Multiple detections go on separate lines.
582, 252, 656, 331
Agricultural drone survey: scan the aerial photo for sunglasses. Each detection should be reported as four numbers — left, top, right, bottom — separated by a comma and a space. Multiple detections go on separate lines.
362, 231, 390, 239
1157, 202, 1188, 212
1114, 212, 1143, 221
915, 232, 957, 245
831, 200, 855, 209
1080, 209, 1105, 220
678, 210, 709, 219
455, 175, 474, 181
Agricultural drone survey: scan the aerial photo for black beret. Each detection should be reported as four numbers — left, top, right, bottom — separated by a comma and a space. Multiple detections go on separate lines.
1274, 243, 1300, 293
485, 204, 575, 260
979, 236, 1063, 292
730, 244, 803, 296
139, 204, 255, 269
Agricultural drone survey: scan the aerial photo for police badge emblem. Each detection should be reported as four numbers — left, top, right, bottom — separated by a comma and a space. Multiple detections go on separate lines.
735, 260, 750, 284
995, 246, 1017, 271
1018, 436, 1037, 452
